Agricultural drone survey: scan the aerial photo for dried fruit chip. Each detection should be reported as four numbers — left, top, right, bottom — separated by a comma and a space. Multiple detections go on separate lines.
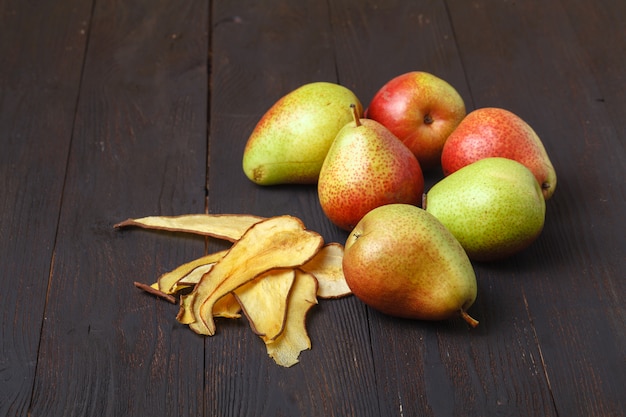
176, 294, 196, 324
187, 215, 323, 336
177, 292, 241, 324
212, 293, 242, 319
114, 213, 264, 242
173, 263, 214, 289
233, 269, 295, 342
265, 270, 318, 367
157, 250, 228, 294
300, 243, 352, 298
118, 211, 351, 367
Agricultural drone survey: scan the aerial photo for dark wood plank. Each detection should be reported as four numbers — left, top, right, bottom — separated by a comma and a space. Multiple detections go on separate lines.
447, 0, 626, 416
26, 1, 209, 416
329, 1, 558, 416
329, 0, 470, 110
0, 1, 92, 415
206, 1, 381, 416
1, 0, 622, 416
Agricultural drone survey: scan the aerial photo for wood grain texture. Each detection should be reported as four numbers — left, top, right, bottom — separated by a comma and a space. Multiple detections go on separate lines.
329, 2, 557, 415
206, 1, 379, 416
447, 0, 626, 416
0, 1, 91, 415
24, 1, 209, 416
0, 0, 624, 416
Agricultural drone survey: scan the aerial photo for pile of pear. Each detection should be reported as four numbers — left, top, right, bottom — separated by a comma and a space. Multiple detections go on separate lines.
241, 74, 557, 327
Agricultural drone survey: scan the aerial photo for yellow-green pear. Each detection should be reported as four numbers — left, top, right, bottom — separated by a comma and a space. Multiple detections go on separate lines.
425, 157, 546, 261
343, 204, 478, 326
242, 82, 363, 185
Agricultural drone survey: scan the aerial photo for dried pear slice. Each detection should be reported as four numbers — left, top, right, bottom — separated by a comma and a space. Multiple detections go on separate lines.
158, 250, 228, 294
188, 215, 324, 336
175, 263, 214, 287
265, 270, 318, 367
114, 213, 265, 242
177, 294, 196, 324
300, 243, 352, 299
233, 269, 295, 342
212, 293, 242, 319
177, 292, 241, 324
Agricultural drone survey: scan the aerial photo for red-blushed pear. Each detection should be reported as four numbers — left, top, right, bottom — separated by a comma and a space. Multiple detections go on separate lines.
365, 71, 466, 170
343, 204, 479, 327
242, 82, 363, 185
441, 107, 557, 199
318, 105, 424, 231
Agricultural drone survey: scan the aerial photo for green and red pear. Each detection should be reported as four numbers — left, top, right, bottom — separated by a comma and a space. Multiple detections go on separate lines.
366, 71, 466, 170
441, 107, 557, 199
318, 105, 423, 231
343, 204, 478, 326
243, 82, 363, 185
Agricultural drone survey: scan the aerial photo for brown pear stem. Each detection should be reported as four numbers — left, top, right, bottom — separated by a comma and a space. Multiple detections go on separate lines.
350, 103, 361, 127
134, 281, 176, 304
460, 310, 479, 328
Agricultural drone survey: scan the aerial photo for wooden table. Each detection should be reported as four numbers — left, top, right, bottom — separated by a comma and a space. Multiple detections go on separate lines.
1, 1, 624, 416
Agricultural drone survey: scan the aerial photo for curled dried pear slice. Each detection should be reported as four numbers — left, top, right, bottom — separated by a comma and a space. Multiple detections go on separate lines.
177, 292, 241, 324
158, 250, 228, 294
176, 263, 214, 287
300, 243, 352, 299
114, 213, 264, 242
188, 215, 323, 336
265, 270, 318, 367
212, 293, 242, 319
177, 294, 196, 324
233, 269, 295, 342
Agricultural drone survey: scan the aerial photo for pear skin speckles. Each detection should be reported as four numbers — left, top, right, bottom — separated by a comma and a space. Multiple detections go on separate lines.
318, 116, 424, 231
242, 82, 363, 185
426, 157, 546, 261
441, 107, 557, 199
343, 204, 478, 326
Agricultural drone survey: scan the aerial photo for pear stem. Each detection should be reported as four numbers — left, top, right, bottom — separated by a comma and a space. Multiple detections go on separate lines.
350, 103, 361, 127
460, 310, 479, 328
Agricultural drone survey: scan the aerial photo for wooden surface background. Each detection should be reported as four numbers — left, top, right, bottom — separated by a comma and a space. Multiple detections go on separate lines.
1, 0, 624, 416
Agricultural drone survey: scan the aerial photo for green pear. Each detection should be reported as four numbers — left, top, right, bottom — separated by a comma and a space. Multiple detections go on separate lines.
242, 82, 363, 185
343, 204, 478, 327
318, 105, 424, 231
425, 157, 546, 261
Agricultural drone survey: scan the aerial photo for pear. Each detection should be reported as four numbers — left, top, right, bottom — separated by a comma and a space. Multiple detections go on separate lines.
441, 107, 557, 199
425, 157, 546, 262
242, 82, 363, 185
366, 71, 466, 170
343, 203, 478, 327
318, 105, 424, 231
